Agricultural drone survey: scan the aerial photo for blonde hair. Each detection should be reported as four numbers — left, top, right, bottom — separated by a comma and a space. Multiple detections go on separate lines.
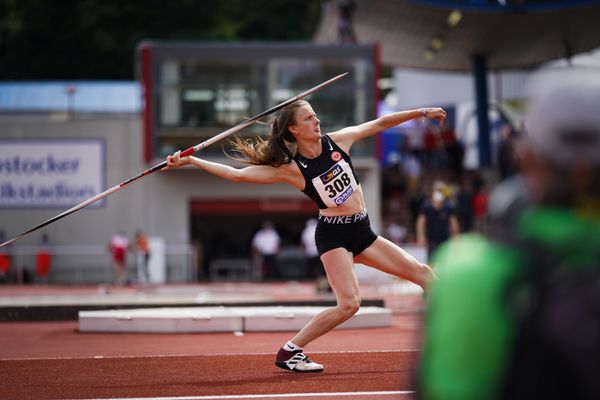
229, 100, 308, 166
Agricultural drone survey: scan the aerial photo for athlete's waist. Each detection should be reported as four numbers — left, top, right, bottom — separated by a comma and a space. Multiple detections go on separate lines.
318, 209, 368, 225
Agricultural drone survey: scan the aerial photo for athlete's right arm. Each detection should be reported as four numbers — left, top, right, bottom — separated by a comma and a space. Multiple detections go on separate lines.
164, 151, 302, 187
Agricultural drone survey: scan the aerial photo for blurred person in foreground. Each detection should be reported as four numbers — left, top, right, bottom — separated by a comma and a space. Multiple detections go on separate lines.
418, 70, 600, 399
165, 99, 445, 373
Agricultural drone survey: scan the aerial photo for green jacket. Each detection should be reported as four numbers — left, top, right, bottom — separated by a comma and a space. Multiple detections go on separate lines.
419, 208, 600, 400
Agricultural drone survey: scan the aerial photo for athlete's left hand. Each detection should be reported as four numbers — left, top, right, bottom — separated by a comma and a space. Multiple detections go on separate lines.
423, 107, 446, 127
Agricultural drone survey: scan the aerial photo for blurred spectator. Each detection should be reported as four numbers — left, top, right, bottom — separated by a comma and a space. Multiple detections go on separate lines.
400, 145, 422, 194
416, 186, 460, 261
432, 180, 451, 200
109, 231, 129, 285
440, 126, 456, 148
134, 230, 151, 284
423, 126, 437, 168
252, 221, 281, 281
301, 219, 322, 278
408, 186, 427, 240
405, 126, 425, 163
382, 153, 406, 198
0, 230, 11, 283
383, 216, 408, 245
337, 0, 357, 43
430, 133, 448, 171
472, 177, 489, 234
418, 70, 600, 399
301, 218, 330, 293
455, 178, 474, 232
35, 233, 52, 283
497, 124, 521, 181
443, 128, 465, 181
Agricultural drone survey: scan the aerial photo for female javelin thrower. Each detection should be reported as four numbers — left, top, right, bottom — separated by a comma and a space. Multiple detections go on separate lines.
165, 100, 446, 373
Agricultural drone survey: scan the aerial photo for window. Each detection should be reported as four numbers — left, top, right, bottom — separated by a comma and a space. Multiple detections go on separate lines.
140, 43, 377, 160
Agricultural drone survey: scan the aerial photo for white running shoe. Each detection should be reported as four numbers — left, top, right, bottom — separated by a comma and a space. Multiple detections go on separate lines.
275, 349, 324, 373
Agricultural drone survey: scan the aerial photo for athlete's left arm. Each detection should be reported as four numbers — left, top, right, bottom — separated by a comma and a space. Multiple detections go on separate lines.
330, 108, 446, 152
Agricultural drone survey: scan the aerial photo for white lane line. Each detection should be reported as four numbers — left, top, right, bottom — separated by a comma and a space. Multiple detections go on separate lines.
0, 349, 419, 361
72, 391, 415, 400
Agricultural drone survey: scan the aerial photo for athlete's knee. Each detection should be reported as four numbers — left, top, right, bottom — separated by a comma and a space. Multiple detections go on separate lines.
337, 295, 360, 319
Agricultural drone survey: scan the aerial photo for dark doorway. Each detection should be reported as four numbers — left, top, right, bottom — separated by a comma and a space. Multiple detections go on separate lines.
190, 199, 317, 281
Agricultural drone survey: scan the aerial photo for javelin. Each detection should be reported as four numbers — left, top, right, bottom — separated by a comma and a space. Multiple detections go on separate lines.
0, 72, 349, 248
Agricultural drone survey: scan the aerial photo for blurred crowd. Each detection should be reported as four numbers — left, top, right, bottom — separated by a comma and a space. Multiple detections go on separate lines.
380, 119, 521, 259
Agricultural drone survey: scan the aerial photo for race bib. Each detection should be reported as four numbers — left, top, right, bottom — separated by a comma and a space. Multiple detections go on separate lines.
312, 160, 358, 208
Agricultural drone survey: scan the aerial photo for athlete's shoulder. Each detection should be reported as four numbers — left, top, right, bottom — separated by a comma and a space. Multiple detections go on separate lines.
325, 131, 343, 144
279, 159, 301, 173
277, 160, 304, 189
323, 131, 354, 156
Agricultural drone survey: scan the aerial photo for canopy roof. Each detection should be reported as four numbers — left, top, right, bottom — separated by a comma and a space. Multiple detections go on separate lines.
314, 0, 600, 71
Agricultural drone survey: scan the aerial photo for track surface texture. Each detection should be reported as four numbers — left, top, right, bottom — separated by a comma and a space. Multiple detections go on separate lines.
0, 283, 424, 400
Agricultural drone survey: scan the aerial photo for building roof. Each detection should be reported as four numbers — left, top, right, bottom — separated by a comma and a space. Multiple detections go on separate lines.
0, 81, 140, 113
314, 0, 600, 71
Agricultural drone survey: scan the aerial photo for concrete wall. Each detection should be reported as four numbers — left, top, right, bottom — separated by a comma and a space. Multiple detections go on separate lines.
0, 113, 145, 247
390, 68, 531, 110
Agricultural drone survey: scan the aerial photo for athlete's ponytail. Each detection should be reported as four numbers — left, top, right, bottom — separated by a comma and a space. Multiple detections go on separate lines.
228, 100, 308, 167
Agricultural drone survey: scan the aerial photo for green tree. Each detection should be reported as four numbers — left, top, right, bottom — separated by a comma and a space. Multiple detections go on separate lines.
0, 0, 323, 79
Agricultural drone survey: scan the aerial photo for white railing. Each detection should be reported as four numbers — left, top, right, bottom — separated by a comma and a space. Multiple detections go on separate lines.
0, 244, 198, 284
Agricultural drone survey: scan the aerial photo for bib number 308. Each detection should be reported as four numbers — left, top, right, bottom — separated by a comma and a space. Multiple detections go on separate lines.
324, 173, 351, 198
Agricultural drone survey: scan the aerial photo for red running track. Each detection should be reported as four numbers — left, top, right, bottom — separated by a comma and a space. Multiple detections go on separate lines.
1, 352, 418, 399
0, 312, 423, 400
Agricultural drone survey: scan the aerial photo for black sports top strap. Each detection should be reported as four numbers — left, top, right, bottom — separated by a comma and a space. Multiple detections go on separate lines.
293, 134, 360, 209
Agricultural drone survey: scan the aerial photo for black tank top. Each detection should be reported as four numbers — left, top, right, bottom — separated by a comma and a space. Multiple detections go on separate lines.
293, 134, 360, 209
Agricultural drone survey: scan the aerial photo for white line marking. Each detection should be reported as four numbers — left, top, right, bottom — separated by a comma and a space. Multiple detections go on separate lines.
0, 349, 419, 361
73, 391, 415, 400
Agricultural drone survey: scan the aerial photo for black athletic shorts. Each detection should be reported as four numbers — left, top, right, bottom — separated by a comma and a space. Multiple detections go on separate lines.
315, 210, 378, 256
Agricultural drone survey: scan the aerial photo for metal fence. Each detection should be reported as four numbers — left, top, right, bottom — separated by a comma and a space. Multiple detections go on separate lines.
1, 244, 198, 284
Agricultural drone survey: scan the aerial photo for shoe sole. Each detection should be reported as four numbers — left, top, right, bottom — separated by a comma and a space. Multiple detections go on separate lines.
275, 361, 324, 373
